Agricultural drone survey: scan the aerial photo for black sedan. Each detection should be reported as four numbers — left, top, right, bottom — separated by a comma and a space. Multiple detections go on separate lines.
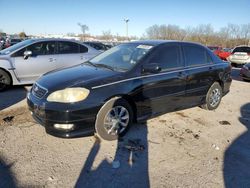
240, 63, 250, 81
27, 40, 232, 140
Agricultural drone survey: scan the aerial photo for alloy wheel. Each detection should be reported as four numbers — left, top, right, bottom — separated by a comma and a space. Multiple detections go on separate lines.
209, 88, 221, 107
104, 106, 130, 135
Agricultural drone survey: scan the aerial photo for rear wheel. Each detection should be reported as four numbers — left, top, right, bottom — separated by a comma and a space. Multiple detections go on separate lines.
95, 98, 133, 141
0, 70, 11, 91
201, 82, 222, 110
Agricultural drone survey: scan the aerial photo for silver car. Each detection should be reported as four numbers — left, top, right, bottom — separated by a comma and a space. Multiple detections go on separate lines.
227, 46, 250, 66
0, 38, 100, 91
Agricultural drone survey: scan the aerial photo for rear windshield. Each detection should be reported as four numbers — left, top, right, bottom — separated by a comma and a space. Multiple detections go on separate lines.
233, 47, 250, 53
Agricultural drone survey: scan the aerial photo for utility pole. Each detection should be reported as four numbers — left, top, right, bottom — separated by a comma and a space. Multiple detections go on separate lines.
124, 18, 129, 41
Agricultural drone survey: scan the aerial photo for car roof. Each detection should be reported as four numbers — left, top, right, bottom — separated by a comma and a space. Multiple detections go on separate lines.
127, 40, 205, 47
28, 38, 81, 43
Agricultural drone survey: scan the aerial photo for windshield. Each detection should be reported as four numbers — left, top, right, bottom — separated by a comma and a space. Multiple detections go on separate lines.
89, 43, 153, 72
0, 39, 34, 55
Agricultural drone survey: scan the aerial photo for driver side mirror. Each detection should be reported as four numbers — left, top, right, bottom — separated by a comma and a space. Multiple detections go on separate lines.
23, 50, 32, 60
142, 63, 161, 74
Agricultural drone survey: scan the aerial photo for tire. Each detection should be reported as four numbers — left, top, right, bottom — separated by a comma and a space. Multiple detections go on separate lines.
95, 97, 133, 141
201, 82, 222, 110
0, 69, 11, 91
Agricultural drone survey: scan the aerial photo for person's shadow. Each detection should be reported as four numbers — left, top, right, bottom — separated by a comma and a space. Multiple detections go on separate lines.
0, 86, 27, 111
75, 122, 149, 188
0, 156, 17, 188
223, 103, 250, 187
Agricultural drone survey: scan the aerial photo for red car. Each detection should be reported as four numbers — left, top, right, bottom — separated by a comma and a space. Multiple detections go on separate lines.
208, 46, 231, 61
218, 48, 232, 61
208, 46, 222, 56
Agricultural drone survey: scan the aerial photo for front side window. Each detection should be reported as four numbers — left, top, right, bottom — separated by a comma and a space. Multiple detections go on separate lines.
89, 43, 153, 72
183, 45, 211, 66
28, 41, 56, 56
148, 45, 182, 70
58, 41, 79, 54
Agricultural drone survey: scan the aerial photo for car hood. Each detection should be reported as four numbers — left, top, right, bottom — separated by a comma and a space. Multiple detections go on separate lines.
36, 64, 122, 91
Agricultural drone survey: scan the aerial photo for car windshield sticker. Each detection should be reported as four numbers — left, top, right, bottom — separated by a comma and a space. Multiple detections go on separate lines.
136, 45, 153, 50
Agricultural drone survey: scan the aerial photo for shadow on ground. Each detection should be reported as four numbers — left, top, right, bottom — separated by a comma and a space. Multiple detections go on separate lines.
0, 86, 28, 111
231, 68, 244, 82
0, 156, 17, 188
224, 103, 250, 187
75, 122, 150, 188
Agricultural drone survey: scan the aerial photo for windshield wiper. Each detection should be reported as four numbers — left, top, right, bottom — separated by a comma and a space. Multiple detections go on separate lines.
95, 63, 115, 71
82, 61, 97, 68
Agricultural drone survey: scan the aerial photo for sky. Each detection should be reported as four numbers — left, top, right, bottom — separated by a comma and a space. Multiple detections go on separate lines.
0, 0, 249, 37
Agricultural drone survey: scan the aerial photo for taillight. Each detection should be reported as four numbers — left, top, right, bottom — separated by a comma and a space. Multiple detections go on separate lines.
248, 52, 250, 55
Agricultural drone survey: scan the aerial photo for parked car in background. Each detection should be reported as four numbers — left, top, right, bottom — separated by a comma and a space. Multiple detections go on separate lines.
227, 46, 250, 67
240, 63, 250, 81
27, 40, 232, 140
83, 41, 111, 52
218, 48, 232, 61
4, 38, 23, 49
0, 38, 5, 50
207, 46, 223, 56
0, 38, 100, 91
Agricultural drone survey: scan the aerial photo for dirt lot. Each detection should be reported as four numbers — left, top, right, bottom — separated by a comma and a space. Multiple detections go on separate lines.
0, 68, 249, 188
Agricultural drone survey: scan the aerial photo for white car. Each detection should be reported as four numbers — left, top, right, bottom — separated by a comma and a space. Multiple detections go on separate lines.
0, 38, 100, 91
227, 46, 250, 66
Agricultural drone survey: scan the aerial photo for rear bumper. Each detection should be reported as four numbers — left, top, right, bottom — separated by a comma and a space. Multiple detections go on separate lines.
229, 59, 250, 64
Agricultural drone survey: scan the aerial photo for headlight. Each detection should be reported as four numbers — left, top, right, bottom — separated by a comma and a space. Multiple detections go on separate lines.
47, 88, 90, 103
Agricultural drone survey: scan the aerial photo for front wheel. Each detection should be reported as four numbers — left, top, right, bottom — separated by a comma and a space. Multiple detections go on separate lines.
201, 82, 222, 110
0, 70, 11, 91
95, 98, 133, 141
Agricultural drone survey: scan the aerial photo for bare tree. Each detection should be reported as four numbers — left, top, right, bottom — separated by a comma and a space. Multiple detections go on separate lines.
101, 30, 113, 41
78, 23, 89, 41
145, 23, 250, 48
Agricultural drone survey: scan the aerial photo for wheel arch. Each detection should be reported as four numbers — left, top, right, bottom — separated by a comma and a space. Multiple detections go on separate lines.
0, 67, 13, 85
104, 94, 137, 122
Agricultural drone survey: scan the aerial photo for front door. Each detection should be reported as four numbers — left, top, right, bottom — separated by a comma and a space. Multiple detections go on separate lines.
12, 41, 57, 82
134, 43, 187, 118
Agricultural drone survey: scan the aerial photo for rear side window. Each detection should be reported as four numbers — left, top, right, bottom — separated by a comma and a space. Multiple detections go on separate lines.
80, 44, 88, 53
58, 41, 79, 54
183, 45, 211, 66
149, 44, 182, 70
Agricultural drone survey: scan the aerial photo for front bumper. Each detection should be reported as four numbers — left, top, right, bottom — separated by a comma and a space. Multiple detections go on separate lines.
27, 92, 101, 138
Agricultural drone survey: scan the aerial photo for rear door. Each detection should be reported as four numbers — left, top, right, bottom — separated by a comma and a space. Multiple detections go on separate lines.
55, 41, 82, 69
135, 43, 187, 118
182, 44, 216, 106
55, 41, 94, 69
12, 41, 56, 82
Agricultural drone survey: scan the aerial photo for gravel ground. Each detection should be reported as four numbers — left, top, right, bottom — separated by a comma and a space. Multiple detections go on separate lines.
0, 68, 249, 188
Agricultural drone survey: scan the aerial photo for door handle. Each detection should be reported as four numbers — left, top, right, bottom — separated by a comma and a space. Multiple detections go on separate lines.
49, 58, 56, 62
178, 71, 186, 79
